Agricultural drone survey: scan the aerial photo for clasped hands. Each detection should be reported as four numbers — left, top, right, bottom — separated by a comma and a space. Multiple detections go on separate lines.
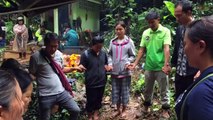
128, 63, 171, 75
162, 63, 171, 75
77, 64, 133, 72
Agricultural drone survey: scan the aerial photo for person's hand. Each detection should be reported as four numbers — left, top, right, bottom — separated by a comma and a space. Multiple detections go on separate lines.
129, 63, 137, 70
125, 64, 132, 70
78, 64, 86, 72
64, 66, 81, 72
105, 65, 111, 71
107, 65, 113, 71
71, 66, 82, 72
162, 63, 171, 75
0, 37, 2, 40
18, 31, 23, 35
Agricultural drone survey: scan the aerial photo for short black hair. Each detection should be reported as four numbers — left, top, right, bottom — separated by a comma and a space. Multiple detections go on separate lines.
44, 33, 59, 46
64, 23, 71, 28
175, 0, 193, 13
92, 35, 104, 45
145, 11, 160, 20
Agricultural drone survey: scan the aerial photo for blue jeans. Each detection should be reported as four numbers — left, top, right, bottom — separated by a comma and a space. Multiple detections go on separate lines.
38, 90, 80, 120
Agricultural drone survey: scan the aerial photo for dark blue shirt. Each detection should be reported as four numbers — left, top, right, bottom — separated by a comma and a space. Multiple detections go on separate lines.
0, 20, 5, 39
175, 66, 213, 120
80, 49, 108, 88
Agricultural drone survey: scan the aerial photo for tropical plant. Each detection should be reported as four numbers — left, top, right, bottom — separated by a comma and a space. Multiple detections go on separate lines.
4, 21, 14, 42
0, 0, 15, 7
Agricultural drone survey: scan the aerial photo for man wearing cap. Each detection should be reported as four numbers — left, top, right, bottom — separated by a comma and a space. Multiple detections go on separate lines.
13, 16, 29, 59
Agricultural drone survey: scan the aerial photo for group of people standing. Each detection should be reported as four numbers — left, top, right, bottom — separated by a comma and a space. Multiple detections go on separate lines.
7, 16, 79, 59
0, 0, 213, 120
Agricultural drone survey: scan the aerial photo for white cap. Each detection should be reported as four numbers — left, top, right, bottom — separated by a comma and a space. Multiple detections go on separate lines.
17, 16, 24, 20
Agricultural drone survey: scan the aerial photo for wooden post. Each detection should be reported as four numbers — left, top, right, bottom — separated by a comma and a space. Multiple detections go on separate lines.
54, 8, 59, 35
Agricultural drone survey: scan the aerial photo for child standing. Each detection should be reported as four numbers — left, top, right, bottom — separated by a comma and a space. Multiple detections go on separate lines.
13, 16, 28, 59
108, 21, 136, 118
79, 35, 109, 120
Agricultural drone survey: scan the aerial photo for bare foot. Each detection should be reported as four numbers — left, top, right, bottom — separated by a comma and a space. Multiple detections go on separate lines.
88, 112, 93, 120
88, 117, 93, 120
110, 111, 121, 119
120, 111, 127, 119
161, 110, 170, 119
94, 110, 99, 120
142, 106, 151, 114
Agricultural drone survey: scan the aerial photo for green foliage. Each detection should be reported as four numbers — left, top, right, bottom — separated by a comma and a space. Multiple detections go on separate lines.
193, 1, 213, 19
164, 1, 175, 17
0, 0, 14, 7
5, 21, 14, 42
102, 31, 115, 49
102, 0, 137, 28
102, 0, 177, 48
102, 0, 213, 49
104, 75, 112, 96
28, 16, 41, 35
131, 73, 145, 95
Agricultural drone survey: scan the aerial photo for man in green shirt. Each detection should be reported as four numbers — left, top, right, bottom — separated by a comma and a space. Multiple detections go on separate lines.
131, 11, 171, 118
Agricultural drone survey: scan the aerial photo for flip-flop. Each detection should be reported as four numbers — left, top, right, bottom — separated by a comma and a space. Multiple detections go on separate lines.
120, 112, 127, 120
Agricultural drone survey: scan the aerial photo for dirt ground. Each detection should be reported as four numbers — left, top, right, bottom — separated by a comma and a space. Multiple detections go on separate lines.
99, 96, 174, 120
2, 48, 176, 120
74, 82, 175, 120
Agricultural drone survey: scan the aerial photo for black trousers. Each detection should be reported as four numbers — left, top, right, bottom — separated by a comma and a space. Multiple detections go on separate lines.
86, 86, 105, 113
174, 73, 194, 100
